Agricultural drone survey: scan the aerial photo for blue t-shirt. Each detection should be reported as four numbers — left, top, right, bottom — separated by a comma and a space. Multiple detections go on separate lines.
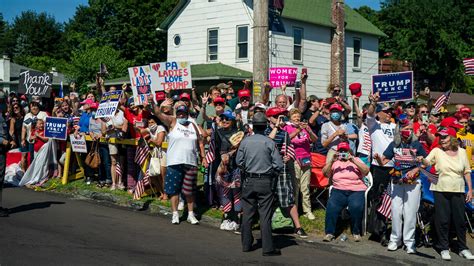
79, 112, 93, 133
383, 140, 426, 170
313, 116, 329, 154
345, 122, 358, 153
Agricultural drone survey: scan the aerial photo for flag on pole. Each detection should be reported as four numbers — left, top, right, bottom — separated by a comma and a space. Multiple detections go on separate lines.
419, 167, 439, 184
116, 162, 123, 181
281, 142, 296, 161
377, 187, 392, 219
59, 81, 64, 98
463, 58, 474, 76
432, 89, 452, 114
134, 139, 150, 166
205, 123, 216, 164
133, 169, 150, 200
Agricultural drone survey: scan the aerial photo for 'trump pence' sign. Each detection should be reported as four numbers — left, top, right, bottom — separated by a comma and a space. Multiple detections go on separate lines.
372, 71, 413, 103
128, 65, 153, 97
96, 90, 122, 119
269, 67, 298, 87
150, 61, 192, 91
45, 117, 68, 140
19, 69, 53, 97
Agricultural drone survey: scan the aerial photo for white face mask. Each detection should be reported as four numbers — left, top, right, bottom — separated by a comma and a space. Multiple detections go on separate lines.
149, 124, 158, 132
177, 118, 188, 125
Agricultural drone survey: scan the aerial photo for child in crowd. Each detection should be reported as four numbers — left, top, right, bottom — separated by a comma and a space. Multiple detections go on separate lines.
30, 119, 48, 152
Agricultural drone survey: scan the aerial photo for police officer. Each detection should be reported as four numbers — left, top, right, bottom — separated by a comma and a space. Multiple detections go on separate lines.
236, 112, 284, 256
0, 105, 9, 217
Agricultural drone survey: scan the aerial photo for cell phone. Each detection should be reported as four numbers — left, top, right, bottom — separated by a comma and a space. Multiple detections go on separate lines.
422, 114, 429, 124
338, 152, 349, 160
302, 68, 308, 78
295, 80, 301, 89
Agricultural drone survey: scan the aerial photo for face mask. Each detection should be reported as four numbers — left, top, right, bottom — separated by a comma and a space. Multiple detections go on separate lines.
400, 130, 411, 139
177, 118, 188, 125
149, 124, 158, 132
330, 112, 341, 121
91, 111, 97, 118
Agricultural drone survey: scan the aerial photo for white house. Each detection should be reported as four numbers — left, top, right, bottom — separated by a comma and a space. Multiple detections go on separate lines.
160, 0, 385, 102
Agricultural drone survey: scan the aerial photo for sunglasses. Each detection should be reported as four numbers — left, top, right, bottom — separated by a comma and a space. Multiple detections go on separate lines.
215, 102, 224, 106
459, 121, 469, 125
439, 135, 449, 139
420, 111, 428, 114
220, 117, 233, 122
240, 97, 250, 102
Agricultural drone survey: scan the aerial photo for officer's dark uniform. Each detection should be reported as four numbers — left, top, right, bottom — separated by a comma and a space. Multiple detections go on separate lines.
236, 112, 284, 255
0, 111, 9, 217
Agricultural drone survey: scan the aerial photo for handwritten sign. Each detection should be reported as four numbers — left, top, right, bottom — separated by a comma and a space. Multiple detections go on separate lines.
150, 61, 192, 91
45, 117, 68, 140
70, 134, 87, 153
128, 65, 153, 97
133, 94, 149, 106
96, 90, 122, 119
269, 67, 298, 87
19, 69, 53, 97
372, 71, 413, 103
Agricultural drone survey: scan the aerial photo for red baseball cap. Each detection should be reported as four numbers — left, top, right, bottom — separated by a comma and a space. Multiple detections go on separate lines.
436, 127, 457, 138
460, 107, 471, 115
266, 107, 287, 117
179, 92, 191, 101
155, 91, 166, 102
349, 82, 362, 97
329, 103, 343, 112
440, 117, 463, 129
213, 97, 225, 104
238, 89, 251, 99
337, 142, 350, 151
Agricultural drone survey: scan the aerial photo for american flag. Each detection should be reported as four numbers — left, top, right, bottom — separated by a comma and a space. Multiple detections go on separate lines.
73, 116, 80, 126
133, 169, 150, 200
419, 167, 439, 185
205, 123, 216, 164
432, 89, 452, 114
463, 58, 474, 76
134, 139, 150, 166
116, 162, 123, 180
281, 142, 296, 161
377, 187, 392, 219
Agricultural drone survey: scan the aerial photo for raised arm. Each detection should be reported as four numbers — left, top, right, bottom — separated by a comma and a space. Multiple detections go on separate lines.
298, 71, 308, 112
152, 98, 175, 128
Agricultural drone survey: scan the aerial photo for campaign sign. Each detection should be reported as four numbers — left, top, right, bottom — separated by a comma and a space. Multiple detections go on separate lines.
70, 134, 87, 153
150, 61, 192, 91
96, 90, 122, 119
19, 69, 53, 97
269, 67, 298, 87
45, 117, 68, 140
133, 94, 149, 106
128, 65, 153, 97
372, 71, 413, 103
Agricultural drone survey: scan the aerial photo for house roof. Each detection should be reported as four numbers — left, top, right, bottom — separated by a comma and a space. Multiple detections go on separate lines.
90, 63, 252, 87
429, 91, 474, 105
159, 0, 385, 37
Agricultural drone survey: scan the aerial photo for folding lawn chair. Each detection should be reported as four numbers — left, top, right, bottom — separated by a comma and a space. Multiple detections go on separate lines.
310, 152, 329, 209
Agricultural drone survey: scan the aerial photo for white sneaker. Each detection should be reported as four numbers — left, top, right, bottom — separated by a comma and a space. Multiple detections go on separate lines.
220, 219, 230, 230
178, 201, 185, 211
387, 241, 398, 251
459, 249, 474, 260
171, 212, 180, 224
228, 221, 237, 231
305, 212, 316, 220
440, 250, 451, 261
187, 212, 199, 225
406, 247, 416, 254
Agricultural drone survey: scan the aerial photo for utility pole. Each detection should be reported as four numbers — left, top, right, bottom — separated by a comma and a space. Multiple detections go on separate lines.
252, 0, 269, 103
330, 0, 345, 97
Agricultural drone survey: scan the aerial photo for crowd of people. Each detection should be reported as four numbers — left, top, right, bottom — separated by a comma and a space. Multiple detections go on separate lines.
0, 71, 473, 260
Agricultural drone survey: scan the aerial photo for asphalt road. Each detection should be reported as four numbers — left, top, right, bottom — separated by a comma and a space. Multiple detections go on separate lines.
0, 187, 399, 265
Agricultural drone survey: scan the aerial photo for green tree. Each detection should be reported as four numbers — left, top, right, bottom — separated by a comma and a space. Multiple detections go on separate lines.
66, 43, 133, 91
0, 13, 13, 56
8, 11, 65, 64
65, 0, 178, 65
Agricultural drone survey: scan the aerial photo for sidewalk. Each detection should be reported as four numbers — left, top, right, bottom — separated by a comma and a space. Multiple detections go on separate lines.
36, 179, 473, 265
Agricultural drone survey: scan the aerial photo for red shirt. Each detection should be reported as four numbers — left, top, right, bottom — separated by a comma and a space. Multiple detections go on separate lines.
31, 129, 47, 152
124, 108, 151, 139
413, 122, 437, 153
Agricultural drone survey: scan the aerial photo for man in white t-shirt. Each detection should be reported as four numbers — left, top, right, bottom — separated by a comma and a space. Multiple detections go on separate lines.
365, 92, 396, 238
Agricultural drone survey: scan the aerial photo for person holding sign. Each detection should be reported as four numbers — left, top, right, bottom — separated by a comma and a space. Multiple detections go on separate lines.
30, 119, 48, 152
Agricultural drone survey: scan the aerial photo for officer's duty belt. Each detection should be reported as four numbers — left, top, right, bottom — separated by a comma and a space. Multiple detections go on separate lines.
246, 173, 273, 178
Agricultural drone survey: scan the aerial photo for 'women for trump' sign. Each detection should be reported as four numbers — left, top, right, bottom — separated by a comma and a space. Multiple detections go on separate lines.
269, 67, 298, 87
150, 61, 192, 91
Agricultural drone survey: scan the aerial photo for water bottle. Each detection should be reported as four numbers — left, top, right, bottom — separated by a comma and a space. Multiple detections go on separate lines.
340, 234, 348, 242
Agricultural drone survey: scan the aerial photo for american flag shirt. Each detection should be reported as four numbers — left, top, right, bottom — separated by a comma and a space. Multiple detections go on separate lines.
383, 140, 427, 171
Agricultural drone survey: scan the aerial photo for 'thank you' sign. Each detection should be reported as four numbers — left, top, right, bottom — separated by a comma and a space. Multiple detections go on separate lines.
19, 69, 53, 97
372, 71, 413, 103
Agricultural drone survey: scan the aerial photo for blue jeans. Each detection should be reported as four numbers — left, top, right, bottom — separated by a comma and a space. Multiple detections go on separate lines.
325, 188, 365, 235
98, 143, 111, 184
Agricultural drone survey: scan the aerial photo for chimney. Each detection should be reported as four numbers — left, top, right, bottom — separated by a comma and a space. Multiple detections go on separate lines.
0, 55, 11, 92
330, 0, 345, 96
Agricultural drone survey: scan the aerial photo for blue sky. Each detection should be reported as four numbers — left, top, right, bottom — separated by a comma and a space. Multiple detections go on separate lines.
0, 0, 380, 24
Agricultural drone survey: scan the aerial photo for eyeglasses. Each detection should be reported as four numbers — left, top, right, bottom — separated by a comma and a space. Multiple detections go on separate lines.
240, 98, 250, 102
420, 111, 428, 114
459, 121, 469, 125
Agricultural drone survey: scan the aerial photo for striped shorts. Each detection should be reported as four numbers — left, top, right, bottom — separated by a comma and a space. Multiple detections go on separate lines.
165, 164, 198, 196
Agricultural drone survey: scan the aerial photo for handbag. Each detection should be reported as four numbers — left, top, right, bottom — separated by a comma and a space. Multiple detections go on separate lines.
85, 140, 101, 169
149, 147, 161, 176
297, 156, 311, 167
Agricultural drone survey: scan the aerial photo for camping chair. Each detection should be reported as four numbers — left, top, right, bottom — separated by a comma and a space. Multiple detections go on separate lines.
417, 167, 435, 247
465, 173, 474, 236
310, 152, 329, 209
328, 172, 373, 235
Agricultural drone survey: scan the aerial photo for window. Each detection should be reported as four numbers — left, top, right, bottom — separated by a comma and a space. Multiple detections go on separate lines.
236, 25, 248, 60
173, 35, 181, 46
208, 29, 218, 61
293, 27, 303, 62
353, 38, 361, 69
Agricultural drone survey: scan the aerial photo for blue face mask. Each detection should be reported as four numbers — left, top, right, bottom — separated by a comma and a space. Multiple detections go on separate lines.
177, 117, 188, 125
330, 112, 341, 121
